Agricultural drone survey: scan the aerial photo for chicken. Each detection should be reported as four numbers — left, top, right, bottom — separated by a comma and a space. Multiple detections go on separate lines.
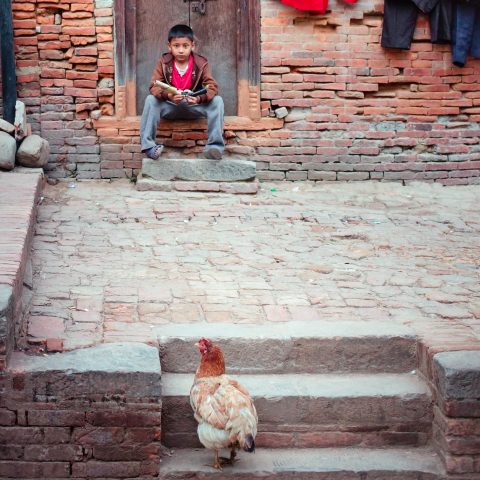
190, 337, 258, 470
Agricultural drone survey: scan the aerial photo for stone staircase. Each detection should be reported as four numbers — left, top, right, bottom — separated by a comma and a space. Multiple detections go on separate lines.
157, 321, 446, 479
136, 157, 259, 193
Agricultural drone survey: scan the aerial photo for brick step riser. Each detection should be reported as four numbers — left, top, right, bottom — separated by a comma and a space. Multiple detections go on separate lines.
161, 395, 432, 449
159, 336, 417, 374
164, 429, 431, 450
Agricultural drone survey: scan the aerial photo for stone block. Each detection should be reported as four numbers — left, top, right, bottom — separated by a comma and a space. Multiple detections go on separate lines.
0, 132, 16, 171
434, 350, 480, 403
274, 107, 289, 119
8, 343, 161, 399
16, 135, 50, 168
14, 100, 27, 141
0, 119, 15, 135
141, 157, 256, 182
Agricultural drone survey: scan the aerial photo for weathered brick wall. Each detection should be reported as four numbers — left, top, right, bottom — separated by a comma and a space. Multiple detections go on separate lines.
0, 344, 162, 479
12, 0, 114, 178
432, 351, 480, 476
10, 0, 480, 182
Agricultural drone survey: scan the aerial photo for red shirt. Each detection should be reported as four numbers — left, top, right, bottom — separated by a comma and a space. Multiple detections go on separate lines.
171, 55, 194, 92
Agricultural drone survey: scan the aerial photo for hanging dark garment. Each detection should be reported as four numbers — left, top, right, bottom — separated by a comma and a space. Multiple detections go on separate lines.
451, 1, 480, 67
381, 0, 453, 50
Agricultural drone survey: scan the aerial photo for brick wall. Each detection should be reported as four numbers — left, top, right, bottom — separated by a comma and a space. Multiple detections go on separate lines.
12, 0, 114, 178
432, 351, 480, 476
9, 0, 480, 182
0, 344, 162, 479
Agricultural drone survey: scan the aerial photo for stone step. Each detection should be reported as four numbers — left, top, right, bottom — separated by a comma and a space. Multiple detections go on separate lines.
160, 372, 432, 448
141, 157, 256, 181
157, 321, 417, 374
159, 447, 444, 479
136, 173, 259, 193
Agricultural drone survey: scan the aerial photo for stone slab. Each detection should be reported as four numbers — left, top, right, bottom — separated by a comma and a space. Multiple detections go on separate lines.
0, 131, 16, 171
161, 372, 431, 447
137, 174, 259, 194
434, 350, 480, 400
141, 157, 256, 182
160, 447, 444, 479
16, 134, 49, 168
8, 343, 161, 398
157, 321, 416, 374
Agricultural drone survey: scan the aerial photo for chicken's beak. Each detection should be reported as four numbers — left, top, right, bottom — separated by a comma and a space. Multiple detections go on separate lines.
194, 342, 200, 347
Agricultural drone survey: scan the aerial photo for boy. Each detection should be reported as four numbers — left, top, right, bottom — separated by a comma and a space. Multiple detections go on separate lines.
140, 24, 225, 160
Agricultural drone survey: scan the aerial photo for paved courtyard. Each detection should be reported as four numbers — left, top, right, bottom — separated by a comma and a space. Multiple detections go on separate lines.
25, 179, 480, 353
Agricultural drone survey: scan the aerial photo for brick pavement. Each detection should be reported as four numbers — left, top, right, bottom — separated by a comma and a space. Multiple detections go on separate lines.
0, 171, 43, 370
21, 179, 480, 354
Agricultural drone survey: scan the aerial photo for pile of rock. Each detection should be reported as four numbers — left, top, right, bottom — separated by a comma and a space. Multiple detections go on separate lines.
0, 101, 49, 171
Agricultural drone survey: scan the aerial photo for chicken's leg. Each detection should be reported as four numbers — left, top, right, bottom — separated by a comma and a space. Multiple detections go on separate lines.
219, 447, 238, 466
212, 450, 222, 470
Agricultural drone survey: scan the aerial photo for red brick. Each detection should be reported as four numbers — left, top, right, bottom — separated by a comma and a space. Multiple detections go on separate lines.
0, 410, 16, 426
0, 427, 43, 444
28, 410, 85, 427
62, 26, 96, 35
24, 444, 83, 461
0, 461, 70, 478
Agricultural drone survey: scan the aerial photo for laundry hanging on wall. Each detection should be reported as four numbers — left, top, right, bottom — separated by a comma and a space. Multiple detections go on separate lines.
381, 0, 480, 66
451, 0, 480, 67
281, 0, 328, 12
381, 0, 453, 50
281, 0, 357, 13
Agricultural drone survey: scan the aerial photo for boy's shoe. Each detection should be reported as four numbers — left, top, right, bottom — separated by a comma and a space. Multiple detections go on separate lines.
204, 148, 223, 160
144, 145, 164, 160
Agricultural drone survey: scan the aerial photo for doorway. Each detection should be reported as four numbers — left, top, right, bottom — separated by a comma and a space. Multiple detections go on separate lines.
135, 0, 238, 115
114, 0, 259, 119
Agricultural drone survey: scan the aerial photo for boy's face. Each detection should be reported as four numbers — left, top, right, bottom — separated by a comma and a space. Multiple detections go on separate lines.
168, 37, 195, 63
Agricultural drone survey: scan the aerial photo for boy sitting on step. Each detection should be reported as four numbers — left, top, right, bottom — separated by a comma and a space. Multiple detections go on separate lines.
140, 24, 225, 160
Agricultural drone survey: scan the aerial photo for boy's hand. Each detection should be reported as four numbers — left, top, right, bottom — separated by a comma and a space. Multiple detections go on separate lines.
185, 95, 199, 105
168, 93, 184, 104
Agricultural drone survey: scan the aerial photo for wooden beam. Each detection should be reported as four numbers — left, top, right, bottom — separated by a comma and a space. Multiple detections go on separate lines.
237, 0, 261, 119
0, 0, 16, 123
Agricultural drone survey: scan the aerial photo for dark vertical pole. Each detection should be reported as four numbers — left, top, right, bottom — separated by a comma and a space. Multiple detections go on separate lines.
0, 0, 16, 124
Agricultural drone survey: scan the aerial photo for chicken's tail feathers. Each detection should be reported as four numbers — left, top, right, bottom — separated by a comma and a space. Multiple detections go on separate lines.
243, 434, 255, 453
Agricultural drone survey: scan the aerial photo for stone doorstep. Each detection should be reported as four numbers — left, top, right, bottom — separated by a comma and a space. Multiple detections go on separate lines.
160, 372, 432, 449
136, 174, 259, 194
141, 158, 256, 182
157, 321, 417, 374
159, 447, 445, 479
8, 343, 161, 398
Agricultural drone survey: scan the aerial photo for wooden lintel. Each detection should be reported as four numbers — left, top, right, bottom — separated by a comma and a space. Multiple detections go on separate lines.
93, 116, 284, 132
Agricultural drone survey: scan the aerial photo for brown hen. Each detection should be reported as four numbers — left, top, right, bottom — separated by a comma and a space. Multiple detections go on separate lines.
190, 337, 258, 470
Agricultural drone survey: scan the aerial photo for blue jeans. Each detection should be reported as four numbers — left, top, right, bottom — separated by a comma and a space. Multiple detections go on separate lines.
140, 95, 225, 153
452, 2, 480, 67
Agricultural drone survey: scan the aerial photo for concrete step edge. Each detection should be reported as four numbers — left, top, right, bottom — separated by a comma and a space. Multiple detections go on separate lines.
157, 321, 417, 373
160, 446, 445, 478
161, 372, 430, 398
137, 174, 259, 193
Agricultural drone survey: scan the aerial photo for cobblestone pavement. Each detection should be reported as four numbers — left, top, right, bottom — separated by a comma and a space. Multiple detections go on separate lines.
25, 180, 480, 353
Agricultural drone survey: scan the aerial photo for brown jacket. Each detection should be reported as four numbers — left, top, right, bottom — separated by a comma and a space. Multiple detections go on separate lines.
149, 52, 218, 104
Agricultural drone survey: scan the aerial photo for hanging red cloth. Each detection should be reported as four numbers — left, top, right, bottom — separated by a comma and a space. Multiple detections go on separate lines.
281, 0, 357, 11
281, 0, 328, 12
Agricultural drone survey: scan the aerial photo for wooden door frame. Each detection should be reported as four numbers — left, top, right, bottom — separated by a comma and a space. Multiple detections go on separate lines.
113, 0, 260, 120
